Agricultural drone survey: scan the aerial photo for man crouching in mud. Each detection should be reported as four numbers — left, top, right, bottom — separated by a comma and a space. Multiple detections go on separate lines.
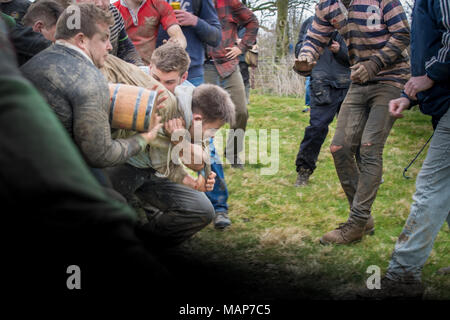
101, 48, 235, 248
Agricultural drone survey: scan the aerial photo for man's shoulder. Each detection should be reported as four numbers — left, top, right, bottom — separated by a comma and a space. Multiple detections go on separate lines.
148, 0, 172, 12
22, 45, 105, 89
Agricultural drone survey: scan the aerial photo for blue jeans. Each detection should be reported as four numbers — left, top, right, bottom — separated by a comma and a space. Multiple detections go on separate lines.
386, 107, 450, 282
305, 77, 311, 107
190, 74, 229, 213
188, 75, 204, 87
205, 138, 229, 213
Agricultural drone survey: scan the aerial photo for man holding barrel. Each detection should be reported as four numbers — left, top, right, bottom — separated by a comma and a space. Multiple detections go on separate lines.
21, 4, 162, 179
101, 43, 235, 247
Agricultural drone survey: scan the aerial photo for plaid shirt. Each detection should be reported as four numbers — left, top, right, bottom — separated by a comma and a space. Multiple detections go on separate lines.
207, 0, 258, 78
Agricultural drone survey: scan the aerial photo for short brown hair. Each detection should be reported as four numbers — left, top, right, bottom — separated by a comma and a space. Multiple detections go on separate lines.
150, 42, 191, 76
192, 84, 235, 124
54, 3, 113, 40
23, 0, 64, 28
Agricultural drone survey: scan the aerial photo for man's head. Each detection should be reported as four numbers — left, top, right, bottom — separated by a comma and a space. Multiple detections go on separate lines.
76, 0, 109, 11
150, 42, 190, 93
55, 3, 113, 68
189, 84, 235, 140
22, 0, 64, 42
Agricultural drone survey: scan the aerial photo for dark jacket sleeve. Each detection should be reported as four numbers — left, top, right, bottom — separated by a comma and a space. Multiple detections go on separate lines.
331, 31, 350, 67
116, 27, 144, 66
193, 0, 222, 47
425, 0, 450, 82
9, 23, 51, 66
295, 16, 314, 58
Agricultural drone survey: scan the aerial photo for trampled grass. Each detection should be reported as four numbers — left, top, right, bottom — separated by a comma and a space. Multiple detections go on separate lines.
186, 92, 449, 299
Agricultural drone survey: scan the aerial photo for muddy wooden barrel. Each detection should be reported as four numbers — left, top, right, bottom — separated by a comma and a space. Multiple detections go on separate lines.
108, 83, 157, 132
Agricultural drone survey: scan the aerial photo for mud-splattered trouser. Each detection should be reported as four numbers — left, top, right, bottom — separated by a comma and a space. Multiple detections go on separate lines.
105, 164, 215, 247
204, 62, 248, 164
330, 83, 401, 225
386, 107, 450, 282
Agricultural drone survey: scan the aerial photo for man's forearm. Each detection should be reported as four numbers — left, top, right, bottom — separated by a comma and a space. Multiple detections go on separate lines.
180, 142, 205, 172
167, 24, 187, 48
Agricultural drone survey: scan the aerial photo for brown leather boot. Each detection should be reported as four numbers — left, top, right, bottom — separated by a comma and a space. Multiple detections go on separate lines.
320, 220, 365, 245
365, 216, 375, 235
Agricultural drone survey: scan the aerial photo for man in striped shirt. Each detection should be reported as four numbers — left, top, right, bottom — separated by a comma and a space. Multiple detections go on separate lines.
295, 0, 411, 245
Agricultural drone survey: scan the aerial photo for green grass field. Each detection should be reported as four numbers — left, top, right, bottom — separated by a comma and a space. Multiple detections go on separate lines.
186, 92, 449, 299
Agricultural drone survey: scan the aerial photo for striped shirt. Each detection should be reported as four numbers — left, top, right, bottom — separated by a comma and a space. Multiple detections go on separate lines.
300, 0, 411, 88
109, 4, 126, 56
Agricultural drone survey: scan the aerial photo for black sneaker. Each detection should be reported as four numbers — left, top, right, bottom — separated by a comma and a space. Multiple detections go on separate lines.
294, 167, 312, 187
214, 212, 231, 230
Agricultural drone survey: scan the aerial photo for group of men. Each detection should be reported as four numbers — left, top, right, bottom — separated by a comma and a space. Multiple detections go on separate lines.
0, 0, 448, 299
293, 0, 449, 298
1, 0, 258, 293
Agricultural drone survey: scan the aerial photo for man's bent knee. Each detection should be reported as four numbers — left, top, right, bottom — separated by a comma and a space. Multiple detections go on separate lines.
330, 144, 343, 153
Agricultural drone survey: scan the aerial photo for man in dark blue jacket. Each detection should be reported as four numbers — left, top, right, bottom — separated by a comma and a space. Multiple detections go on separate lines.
293, 16, 351, 187
364, 0, 449, 299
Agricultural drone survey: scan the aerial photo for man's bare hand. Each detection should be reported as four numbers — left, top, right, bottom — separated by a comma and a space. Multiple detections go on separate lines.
404, 75, 434, 99
196, 172, 216, 192
164, 117, 186, 145
151, 86, 168, 109
389, 97, 410, 118
140, 113, 163, 143
225, 46, 242, 60
294, 54, 316, 73
174, 9, 198, 26
329, 40, 340, 53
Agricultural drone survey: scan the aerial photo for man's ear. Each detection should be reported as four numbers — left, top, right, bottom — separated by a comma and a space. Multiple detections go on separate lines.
73, 32, 87, 49
181, 71, 188, 83
32, 20, 44, 33
192, 113, 203, 122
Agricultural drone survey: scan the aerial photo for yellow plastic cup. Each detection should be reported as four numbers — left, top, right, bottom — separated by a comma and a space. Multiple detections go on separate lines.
170, 1, 181, 10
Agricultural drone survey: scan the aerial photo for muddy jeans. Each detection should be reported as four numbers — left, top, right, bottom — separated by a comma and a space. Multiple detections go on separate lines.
204, 62, 248, 164
331, 83, 401, 225
386, 107, 450, 282
105, 164, 215, 247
